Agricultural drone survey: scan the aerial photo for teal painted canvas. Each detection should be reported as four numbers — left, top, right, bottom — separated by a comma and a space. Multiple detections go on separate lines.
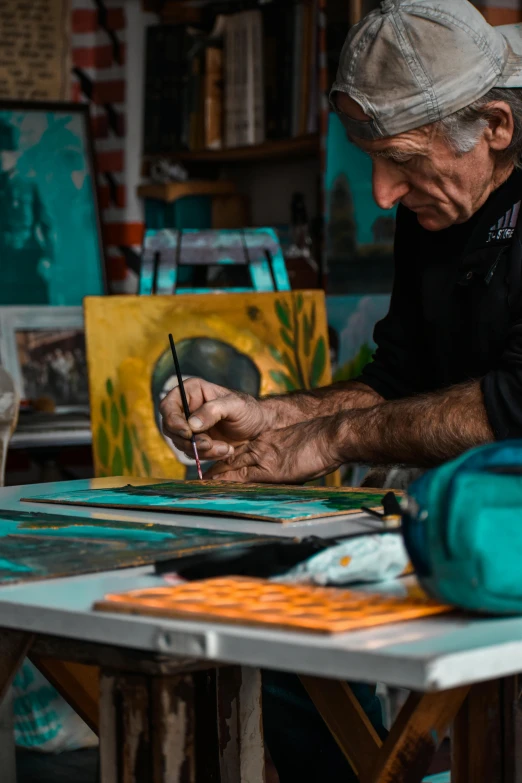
325, 111, 396, 293
0, 103, 104, 306
0, 509, 278, 584
25, 481, 386, 523
327, 294, 390, 382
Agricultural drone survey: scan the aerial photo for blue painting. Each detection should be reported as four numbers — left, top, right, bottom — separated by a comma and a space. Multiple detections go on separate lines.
0, 509, 278, 584
325, 112, 396, 293
0, 104, 104, 306
25, 481, 386, 523
327, 294, 390, 381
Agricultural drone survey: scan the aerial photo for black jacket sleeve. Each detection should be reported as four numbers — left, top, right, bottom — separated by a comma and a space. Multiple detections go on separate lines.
358, 205, 423, 400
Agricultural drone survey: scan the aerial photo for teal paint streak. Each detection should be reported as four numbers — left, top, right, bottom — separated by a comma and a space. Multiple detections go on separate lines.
0, 558, 31, 572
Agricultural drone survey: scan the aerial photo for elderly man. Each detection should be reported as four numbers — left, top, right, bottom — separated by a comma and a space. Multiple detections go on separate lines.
161, 0, 522, 779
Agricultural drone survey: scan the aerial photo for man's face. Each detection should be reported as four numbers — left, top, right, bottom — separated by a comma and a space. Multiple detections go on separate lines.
336, 93, 510, 231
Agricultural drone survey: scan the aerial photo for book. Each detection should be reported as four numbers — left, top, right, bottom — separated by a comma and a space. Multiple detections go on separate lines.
245, 10, 265, 146
204, 46, 223, 150
291, 3, 304, 138
224, 14, 238, 147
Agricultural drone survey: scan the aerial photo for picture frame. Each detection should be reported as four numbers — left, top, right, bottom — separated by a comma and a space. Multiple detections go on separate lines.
0, 306, 89, 412
0, 100, 106, 306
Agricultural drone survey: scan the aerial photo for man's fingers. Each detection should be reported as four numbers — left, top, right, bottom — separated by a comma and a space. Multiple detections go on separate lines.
164, 429, 235, 460
205, 449, 260, 481
187, 394, 247, 434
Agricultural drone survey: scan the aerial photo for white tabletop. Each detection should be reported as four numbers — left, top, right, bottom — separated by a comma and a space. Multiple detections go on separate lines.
0, 478, 519, 693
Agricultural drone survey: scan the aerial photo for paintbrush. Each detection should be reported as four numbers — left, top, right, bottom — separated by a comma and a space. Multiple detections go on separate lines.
168, 333, 203, 481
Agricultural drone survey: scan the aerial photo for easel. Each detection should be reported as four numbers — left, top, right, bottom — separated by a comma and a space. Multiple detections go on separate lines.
139, 227, 291, 295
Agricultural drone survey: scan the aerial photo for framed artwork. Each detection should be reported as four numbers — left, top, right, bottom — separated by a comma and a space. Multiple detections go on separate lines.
327, 294, 391, 381
84, 291, 331, 480
0, 306, 88, 411
0, 101, 105, 306
325, 112, 396, 294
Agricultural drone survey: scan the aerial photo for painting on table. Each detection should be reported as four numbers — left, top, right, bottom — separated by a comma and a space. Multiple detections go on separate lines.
0, 102, 105, 306
84, 292, 332, 481
25, 481, 387, 524
0, 306, 88, 410
0, 508, 280, 585
327, 294, 391, 382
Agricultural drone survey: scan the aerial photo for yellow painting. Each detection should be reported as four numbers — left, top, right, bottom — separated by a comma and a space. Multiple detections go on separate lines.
84, 291, 332, 480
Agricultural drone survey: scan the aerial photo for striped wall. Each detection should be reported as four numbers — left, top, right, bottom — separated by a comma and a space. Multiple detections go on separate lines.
71, 0, 152, 293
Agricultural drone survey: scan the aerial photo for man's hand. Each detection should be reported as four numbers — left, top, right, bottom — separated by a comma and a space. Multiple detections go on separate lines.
160, 378, 269, 460
204, 416, 342, 484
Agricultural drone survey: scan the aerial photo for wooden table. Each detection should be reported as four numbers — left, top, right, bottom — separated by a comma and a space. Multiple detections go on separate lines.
0, 478, 520, 782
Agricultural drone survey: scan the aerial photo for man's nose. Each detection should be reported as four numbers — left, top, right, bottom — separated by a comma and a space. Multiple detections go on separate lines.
372, 159, 410, 210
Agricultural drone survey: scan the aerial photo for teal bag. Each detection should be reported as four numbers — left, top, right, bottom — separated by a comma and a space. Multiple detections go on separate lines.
402, 441, 522, 614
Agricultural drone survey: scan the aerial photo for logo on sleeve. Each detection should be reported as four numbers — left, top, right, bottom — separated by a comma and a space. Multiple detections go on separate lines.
487, 201, 521, 243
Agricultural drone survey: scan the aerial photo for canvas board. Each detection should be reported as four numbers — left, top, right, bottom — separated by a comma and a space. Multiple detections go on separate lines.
0, 508, 279, 585
0, 306, 88, 410
84, 291, 332, 481
23, 481, 388, 524
0, 101, 105, 305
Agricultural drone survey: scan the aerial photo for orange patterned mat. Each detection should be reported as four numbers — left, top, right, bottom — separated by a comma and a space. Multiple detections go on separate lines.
94, 577, 451, 635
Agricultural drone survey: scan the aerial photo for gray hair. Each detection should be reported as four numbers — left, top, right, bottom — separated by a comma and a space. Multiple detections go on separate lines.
437, 88, 522, 167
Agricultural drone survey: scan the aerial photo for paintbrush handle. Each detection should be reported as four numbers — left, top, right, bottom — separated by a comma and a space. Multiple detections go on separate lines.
169, 333, 191, 421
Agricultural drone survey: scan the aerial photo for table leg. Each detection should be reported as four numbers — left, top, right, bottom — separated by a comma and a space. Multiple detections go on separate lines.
369, 686, 469, 783
100, 670, 196, 783
216, 667, 264, 783
31, 658, 99, 732
452, 676, 521, 783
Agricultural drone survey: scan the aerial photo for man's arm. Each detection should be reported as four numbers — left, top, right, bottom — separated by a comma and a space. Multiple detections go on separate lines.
335, 380, 493, 467
260, 381, 384, 428
206, 380, 493, 483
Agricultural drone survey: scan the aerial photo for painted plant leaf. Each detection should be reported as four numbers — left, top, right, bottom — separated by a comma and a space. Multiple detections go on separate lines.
303, 314, 312, 357
142, 452, 151, 476
106, 378, 114, 397
280, 328, 295, 350
281, 353, 300, 386
110, 401, 120, 438
112, 446, 124, 476
275, 300, 291, 330
310, 336, 326, 388
97, 425, 109, 468
120, 393, 128, 417
269, 370, 297, 391
296, 293, 304, 313
123, 424, 133, 472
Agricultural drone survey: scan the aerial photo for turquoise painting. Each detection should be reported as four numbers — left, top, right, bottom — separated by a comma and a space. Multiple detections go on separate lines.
327, 294, 390, 382
0, 104, 104, 306
0, 509, 278, 584
325, 111, 396, 293
26, 481, 386, 523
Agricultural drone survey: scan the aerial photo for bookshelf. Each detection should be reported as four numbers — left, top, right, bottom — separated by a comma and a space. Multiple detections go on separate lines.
144, 134, 320, 166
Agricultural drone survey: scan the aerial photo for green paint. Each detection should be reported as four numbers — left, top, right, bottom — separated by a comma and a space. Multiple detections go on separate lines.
269, 370, 296, 391
123, 424, 133, 472
106, 378, 114, 397
120, 393, 128, 417
111, 446, 123, 475
280, 328, 295, 350
275, 299, 291, 330
296, 293, 304, 313
97, 424, 109, 467
310, 336, 326, 387
141, 451, 151, 476
303, 313, 312, 357
110, 401, 120, 438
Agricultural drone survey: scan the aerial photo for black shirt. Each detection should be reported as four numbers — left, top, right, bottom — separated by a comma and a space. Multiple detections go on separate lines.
359, 166, 522, 440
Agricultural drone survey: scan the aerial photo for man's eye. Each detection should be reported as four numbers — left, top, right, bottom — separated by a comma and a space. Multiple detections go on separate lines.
393, 156, 414, 166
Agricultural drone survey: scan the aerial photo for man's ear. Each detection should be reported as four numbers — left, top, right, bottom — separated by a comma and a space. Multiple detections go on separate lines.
483, 101, 515, 152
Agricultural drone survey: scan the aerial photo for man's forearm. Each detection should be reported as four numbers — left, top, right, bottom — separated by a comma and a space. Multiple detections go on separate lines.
261, 381, 384, 428
334, 380, 493, 467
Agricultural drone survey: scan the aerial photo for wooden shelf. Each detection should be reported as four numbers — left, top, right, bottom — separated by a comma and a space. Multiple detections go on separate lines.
137, 180, 236, 203
145, 134, 320, 166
